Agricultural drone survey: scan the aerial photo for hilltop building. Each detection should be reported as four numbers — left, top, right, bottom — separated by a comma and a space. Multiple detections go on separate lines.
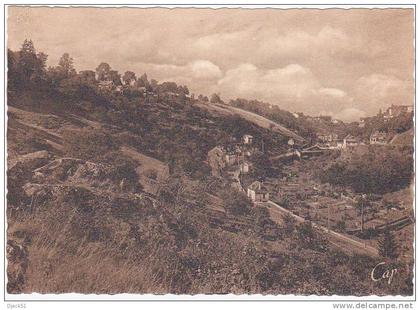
384, 105, 413, 119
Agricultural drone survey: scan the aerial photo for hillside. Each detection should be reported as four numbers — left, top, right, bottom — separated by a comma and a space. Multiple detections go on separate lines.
196, 102, 305, 143
390, 128, 414, 146
6, 40, 413, 295
7, 91, 413, 295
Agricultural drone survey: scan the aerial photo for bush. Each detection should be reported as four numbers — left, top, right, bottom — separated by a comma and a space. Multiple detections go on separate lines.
296, 221, 328, 252
222, 190, 252, 215
282, 213, 297, 234
98, 151, 141, 190
63, 129, 118, 161
252, 207, 282, 240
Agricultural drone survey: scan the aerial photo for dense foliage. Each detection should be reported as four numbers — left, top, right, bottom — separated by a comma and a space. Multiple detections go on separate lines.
229, 98, 318, 140
320, 146, 413, 194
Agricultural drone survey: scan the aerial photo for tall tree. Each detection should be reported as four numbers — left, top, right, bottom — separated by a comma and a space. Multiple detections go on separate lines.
159, 81, 178, 93
356, 196, 371, 232
378, 230, 399, 259
122, 71, 136, 85
150, 79, 158, 91
210, 93, 222, 104
58, 53, 76, 78
7, 49, 19, 89
178, 85, 189, 95
136, 73, 149, 88
95, 62, 111, 81
18, 39, 46, 84
109, 70, 122, 85
79, 70, 96, 85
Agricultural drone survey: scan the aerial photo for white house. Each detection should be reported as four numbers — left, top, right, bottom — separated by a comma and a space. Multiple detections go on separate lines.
240, 162, 250, 174
337, 134, 359, 149
247, 181, 269, 203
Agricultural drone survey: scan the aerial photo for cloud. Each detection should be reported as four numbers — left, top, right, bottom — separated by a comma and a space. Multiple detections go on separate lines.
334, 108, 366, 122
217, 63, 319, 103
354, 73, 414, 114
216, 63, 358, 117
318, 87, 347, 98
7, 7, 413, 121
190, 60, 222, 80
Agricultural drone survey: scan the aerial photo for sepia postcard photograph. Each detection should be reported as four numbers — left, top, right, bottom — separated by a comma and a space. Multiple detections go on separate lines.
1, 1, 417, 307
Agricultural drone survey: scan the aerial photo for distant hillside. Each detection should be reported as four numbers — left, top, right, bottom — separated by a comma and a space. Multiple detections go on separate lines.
390, 128, 414, 146
228, 98, 351, 141
196, 102, 305, 143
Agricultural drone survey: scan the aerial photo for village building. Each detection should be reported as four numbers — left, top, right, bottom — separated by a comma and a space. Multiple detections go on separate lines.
207, 146, 227, 177
302, 144, 328, 155
317, 133, 338, 143
271, 149, 302, 162
207, 145, 243, 177
242, 134, 253, 145
240, 162, 251, 174
384, 105, 414, 119
335, 134, 360, 149
370, 131, 387, 145
224, 152, 238, 166
247, 181, 270, 203
343, 134, 359, 147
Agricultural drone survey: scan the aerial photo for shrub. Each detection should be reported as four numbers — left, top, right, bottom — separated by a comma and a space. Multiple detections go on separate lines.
282, 213, 297, 234
296, 221, 328, 252
62, 129, 118, 161
98, 151, 141, 190
378, 230, 399, 259
252, 207, 282, 240
221, 189, 252, 216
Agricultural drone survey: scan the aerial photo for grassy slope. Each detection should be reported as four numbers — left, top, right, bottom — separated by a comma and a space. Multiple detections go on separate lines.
6, 92, 413, 295
195, 102, 305, 142
390, 128, 414, 145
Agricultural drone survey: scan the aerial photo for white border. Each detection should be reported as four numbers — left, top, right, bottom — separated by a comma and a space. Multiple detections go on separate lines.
0, 0, 417, 307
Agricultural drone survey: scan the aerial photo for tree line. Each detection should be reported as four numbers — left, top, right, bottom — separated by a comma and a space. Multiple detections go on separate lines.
8, 39, 192, 100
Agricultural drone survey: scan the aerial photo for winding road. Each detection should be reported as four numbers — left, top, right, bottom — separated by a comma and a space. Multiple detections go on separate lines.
263, 200, 379, 256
